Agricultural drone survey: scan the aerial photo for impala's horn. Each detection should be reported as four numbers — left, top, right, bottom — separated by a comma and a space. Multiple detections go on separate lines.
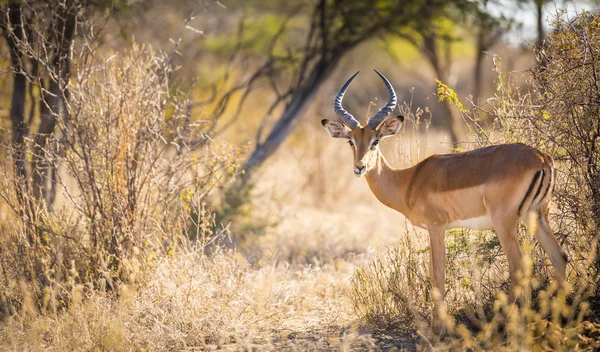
334, 71, 360, 129
367, 69, 397, 129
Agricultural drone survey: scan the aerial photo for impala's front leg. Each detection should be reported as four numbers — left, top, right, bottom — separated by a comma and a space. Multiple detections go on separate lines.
427, 223, 447, 336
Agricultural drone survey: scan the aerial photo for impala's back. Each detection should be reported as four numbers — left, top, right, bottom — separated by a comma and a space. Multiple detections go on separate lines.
404, 143, 555, 229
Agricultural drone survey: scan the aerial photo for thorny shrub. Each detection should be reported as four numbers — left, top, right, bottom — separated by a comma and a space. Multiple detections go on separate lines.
491, 11, 600, 279
0, 44, 242, 315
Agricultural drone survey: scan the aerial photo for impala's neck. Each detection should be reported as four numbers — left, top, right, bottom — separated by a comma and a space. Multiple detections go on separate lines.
364, 149, 410, 214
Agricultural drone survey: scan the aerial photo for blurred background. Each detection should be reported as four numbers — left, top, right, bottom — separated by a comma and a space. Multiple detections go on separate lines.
1, 0, 600, 350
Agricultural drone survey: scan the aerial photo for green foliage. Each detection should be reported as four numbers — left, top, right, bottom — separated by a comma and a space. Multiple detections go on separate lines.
381, 36, 424, 63
436, 79, 465, 113
204, 13, 293, 57
350, 227, 511, 331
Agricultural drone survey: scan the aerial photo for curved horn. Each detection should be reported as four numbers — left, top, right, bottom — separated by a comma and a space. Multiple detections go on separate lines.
334, 71, 360, 129
367, 69, 397, 129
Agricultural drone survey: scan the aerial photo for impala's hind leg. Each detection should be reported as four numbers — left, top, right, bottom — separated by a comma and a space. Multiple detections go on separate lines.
533, 205, 567, 287
490, 209, 522, 303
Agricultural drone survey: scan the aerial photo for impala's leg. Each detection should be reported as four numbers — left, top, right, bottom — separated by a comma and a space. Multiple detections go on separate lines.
427, 223, 447, 336
534, 205, 567, 288
490, 210, 522, 303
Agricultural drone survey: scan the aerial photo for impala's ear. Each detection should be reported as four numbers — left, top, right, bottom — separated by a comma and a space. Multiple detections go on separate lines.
376, 115, 403, 139
321, 119, 352, 139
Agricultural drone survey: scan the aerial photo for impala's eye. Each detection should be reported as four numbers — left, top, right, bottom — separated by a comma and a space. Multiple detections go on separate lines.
348, 140, 354, 147
371, 140, 379, 148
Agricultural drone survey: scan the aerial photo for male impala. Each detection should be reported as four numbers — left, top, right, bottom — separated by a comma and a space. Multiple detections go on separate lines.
321, 70, 568, 334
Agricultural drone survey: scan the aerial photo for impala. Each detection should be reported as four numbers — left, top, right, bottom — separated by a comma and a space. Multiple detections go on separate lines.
321, 70, 568, 334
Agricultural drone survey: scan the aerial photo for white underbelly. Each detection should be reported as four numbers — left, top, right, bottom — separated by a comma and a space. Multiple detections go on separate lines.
447, 215, 494, 230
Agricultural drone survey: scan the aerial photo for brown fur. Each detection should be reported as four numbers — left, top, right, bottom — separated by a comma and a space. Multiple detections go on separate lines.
322, 118, 567, 335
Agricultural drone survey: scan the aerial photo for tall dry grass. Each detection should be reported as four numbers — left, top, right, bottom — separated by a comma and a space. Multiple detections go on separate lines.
0, 41, 241, 322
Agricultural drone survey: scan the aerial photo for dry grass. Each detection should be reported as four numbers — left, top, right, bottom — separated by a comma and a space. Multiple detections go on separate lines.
3, 89, 598, 350
1, 96, 599, 350
2, 8, 600, 352
0, 148, 410, 350
0, 117, 418, 350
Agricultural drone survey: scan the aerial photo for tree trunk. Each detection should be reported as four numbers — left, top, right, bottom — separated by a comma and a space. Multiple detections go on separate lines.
244, 57, 340, 174
535, 0, 547, 70
2, 3, 29, 189
422, 34, 460, 148
535, 0, 545, 49
31, 4, 76, 209
216, 56, 341, 225
32, 77, 60, 206
473, 31, 485, 106
440, 98, 460, 148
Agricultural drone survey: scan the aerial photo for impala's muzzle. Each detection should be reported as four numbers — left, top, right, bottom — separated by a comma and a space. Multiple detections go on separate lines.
354, 165, 366, 177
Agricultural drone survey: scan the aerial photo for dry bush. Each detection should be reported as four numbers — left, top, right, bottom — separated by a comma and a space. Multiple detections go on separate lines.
439, 221, 599, 351
0, 43, 241, 316
479, 9, 600, 299
350, 234, 431, 331
349, 227, 511, 332
351, 221, 599, 350
349, 10, 600, 350
0, 32, 370, 351
489, 11, 600, 278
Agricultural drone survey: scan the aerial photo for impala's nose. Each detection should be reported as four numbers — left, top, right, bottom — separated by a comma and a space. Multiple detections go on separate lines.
354, 166, 365, 177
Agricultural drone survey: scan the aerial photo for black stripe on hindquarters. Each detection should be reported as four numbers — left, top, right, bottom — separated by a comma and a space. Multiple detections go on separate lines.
518, 170, 542, 215
532, 169, 546, 202
539, 168, 553, 203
